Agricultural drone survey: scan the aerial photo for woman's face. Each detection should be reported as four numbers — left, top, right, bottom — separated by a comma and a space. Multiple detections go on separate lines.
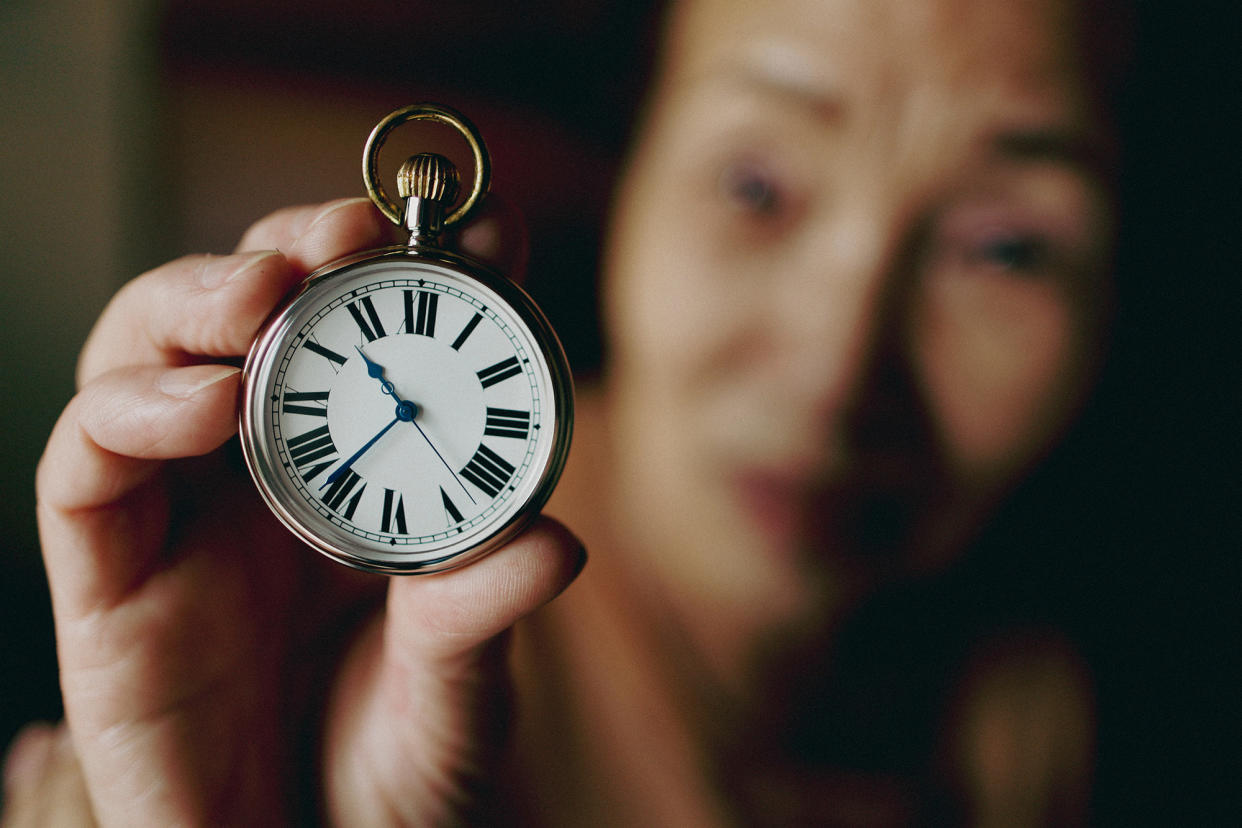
604, 0, 1114, 622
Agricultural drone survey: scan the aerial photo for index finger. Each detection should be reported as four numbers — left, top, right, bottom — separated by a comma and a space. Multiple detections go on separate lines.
77, 199, 391, 387
243, 193, 533, 281
236, 198, 399, 270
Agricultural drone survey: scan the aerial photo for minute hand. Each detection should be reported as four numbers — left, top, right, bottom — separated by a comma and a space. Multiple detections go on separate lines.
322, 415, 400, 489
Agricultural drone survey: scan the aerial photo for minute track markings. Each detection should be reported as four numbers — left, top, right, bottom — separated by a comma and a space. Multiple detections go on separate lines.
259, 267, 555, 558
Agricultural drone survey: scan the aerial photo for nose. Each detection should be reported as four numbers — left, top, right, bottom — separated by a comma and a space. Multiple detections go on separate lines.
770, 200, 909, 418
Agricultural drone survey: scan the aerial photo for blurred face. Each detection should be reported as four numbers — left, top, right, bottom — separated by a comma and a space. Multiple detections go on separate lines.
605, 0, 1114, 626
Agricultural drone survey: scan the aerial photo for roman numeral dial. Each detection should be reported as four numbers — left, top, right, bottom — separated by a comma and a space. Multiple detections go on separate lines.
322, 469, 366, 520
382, 489, 408, 534
249, 259, 566, 575
282, 390, 329, 417
477, 356, 522, 389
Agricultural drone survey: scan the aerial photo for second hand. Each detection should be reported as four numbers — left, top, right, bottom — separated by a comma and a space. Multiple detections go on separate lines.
412, 419, 476, 504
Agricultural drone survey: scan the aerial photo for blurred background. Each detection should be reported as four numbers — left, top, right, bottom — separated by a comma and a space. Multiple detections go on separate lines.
1, 0, 661, 764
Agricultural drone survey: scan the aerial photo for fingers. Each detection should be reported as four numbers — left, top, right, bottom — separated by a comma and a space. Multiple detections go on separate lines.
48, 191, 531, 614
3, 723, 57, 798
77, 199, 391, 388
1, 723, 94, 828
78, 196, 528, 390
235, 197, 395, 272
36, 364, 242, 613
385, 517, 585, 670
77, 251, 293, 387
234, 194, 529, 279
323, 518, 584, 825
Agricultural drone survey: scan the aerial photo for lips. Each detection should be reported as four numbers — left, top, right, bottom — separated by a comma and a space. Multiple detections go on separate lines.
733, 451, 940, 565
734, 471, 819, 549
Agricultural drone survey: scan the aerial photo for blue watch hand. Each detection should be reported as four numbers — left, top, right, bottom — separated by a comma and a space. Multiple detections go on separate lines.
356, 345, 401, 402
321, 413, 401, 489
352, 347, 471, 502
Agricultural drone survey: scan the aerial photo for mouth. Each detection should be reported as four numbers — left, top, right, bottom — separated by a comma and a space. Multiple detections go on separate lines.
733, 457, 938, 565
734, 471, 818, 550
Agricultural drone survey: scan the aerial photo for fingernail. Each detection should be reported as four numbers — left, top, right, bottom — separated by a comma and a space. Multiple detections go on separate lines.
199, 250, 283, 290
294, 197, 375, 245
158, 365, 242, 399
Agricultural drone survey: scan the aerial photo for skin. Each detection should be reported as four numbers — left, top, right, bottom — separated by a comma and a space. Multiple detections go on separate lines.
8, 0, 1116, 824
25, 198, 584, 827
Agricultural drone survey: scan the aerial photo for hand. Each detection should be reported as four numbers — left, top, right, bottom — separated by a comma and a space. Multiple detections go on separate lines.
33, 196, 581, 825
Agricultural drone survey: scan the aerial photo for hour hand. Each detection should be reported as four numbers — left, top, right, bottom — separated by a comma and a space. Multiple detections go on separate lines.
356, 345, 397, 398
356, 345, 386, 379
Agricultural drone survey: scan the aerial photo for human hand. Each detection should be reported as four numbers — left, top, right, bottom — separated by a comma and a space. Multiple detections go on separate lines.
33, 196, 582, 826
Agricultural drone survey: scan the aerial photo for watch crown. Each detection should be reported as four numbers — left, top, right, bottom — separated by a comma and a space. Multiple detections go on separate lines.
397, 153, 460, 206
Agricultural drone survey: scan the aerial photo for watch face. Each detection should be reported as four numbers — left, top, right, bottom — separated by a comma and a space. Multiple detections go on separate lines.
241, 249, 572, 573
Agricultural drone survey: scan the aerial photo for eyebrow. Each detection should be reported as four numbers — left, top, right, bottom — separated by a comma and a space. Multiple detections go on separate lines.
704, 47, 1117, 185
711, 54, 847, 123
713, 64, 1114, 180
991, 128, 1115, 181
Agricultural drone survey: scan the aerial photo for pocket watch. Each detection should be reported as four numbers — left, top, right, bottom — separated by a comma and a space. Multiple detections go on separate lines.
240, 104, 573, 574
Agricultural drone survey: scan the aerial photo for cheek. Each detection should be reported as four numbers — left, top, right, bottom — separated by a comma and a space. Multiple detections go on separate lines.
914, 274, 1092, 487
605, 189, 746, 396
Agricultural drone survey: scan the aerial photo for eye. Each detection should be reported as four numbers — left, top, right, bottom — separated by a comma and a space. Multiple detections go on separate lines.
972, 235, 1053, 275
718, 162, 785, 217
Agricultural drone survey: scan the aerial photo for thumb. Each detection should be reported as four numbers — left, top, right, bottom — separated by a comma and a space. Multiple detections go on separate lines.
322, 517, 584, 825
386, 516, 583, 670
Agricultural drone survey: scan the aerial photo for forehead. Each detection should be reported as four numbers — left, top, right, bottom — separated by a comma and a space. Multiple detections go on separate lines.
662, 0, 1092, 119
